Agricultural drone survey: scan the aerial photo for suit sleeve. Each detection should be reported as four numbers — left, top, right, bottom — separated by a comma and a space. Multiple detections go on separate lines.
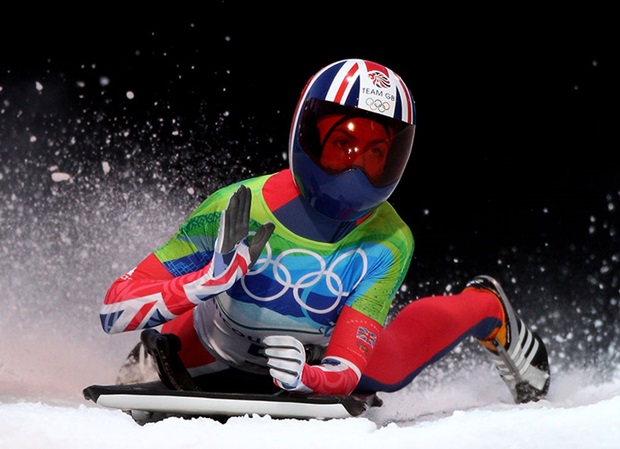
100, 236, 253, 334
298, 305, 383, 395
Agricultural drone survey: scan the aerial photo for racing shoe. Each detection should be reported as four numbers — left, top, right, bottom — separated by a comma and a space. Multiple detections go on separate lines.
465, 275, 551, 403
140, 329, 200, 391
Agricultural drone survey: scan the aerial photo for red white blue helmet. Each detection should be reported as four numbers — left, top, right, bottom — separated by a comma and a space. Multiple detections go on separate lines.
289, 58, 416, 221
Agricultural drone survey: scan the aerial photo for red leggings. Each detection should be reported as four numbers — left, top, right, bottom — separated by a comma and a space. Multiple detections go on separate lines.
358, 290, 502, 392
161, 310, 217, 368
162, 289, 503, 393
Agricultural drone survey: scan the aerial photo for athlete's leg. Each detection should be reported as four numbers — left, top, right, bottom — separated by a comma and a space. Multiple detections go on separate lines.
357, 289, 503, 392
117, 309, 221, 385
161, 308, 218, 372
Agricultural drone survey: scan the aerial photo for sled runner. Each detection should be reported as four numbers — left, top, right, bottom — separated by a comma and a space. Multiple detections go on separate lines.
83, 381, 382, 424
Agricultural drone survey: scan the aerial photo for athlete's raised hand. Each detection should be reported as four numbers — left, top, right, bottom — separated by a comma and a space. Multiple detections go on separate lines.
215, 185, 274, 269
248, 218, 274, 269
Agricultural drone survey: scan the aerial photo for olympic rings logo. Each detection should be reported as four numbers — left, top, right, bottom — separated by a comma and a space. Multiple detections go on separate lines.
241, 241, 368, 315
365, 97, 391, 113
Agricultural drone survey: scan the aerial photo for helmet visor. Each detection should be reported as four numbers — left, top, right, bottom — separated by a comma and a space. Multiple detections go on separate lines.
298, 98, 415, 188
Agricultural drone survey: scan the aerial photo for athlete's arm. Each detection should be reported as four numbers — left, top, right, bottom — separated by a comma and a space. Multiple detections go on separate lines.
100, 186, 274, 334
264, 306, 382, 395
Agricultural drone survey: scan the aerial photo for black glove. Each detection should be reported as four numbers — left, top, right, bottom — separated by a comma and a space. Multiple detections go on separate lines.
217, 185, 274, 269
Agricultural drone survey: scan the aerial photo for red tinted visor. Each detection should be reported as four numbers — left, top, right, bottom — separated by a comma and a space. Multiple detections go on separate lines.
298, 98, 415, 187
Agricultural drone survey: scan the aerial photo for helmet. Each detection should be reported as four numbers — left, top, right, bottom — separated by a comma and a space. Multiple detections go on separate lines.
289, 59, 416, 221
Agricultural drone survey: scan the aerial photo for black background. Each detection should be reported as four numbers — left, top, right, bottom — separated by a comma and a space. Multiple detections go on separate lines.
3, 8, 617, 233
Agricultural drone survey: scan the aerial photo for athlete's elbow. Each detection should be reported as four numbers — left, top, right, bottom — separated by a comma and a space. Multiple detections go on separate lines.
99, 313, 120, 334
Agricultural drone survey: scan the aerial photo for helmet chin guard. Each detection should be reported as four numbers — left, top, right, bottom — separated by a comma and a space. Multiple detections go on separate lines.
292, 150, 397, 221
289, 59, 416, 221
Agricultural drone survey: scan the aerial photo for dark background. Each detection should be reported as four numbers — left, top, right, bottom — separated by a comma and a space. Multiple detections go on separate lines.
3, 8, 617, 242
1, 6, 619, 372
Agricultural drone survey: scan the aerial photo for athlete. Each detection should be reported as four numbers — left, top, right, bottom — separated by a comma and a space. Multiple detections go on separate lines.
101, 59, 550, 403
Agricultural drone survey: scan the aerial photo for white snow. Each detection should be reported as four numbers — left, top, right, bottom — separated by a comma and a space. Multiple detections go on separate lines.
51, 172, 72, 182
1, 367, 619, 449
